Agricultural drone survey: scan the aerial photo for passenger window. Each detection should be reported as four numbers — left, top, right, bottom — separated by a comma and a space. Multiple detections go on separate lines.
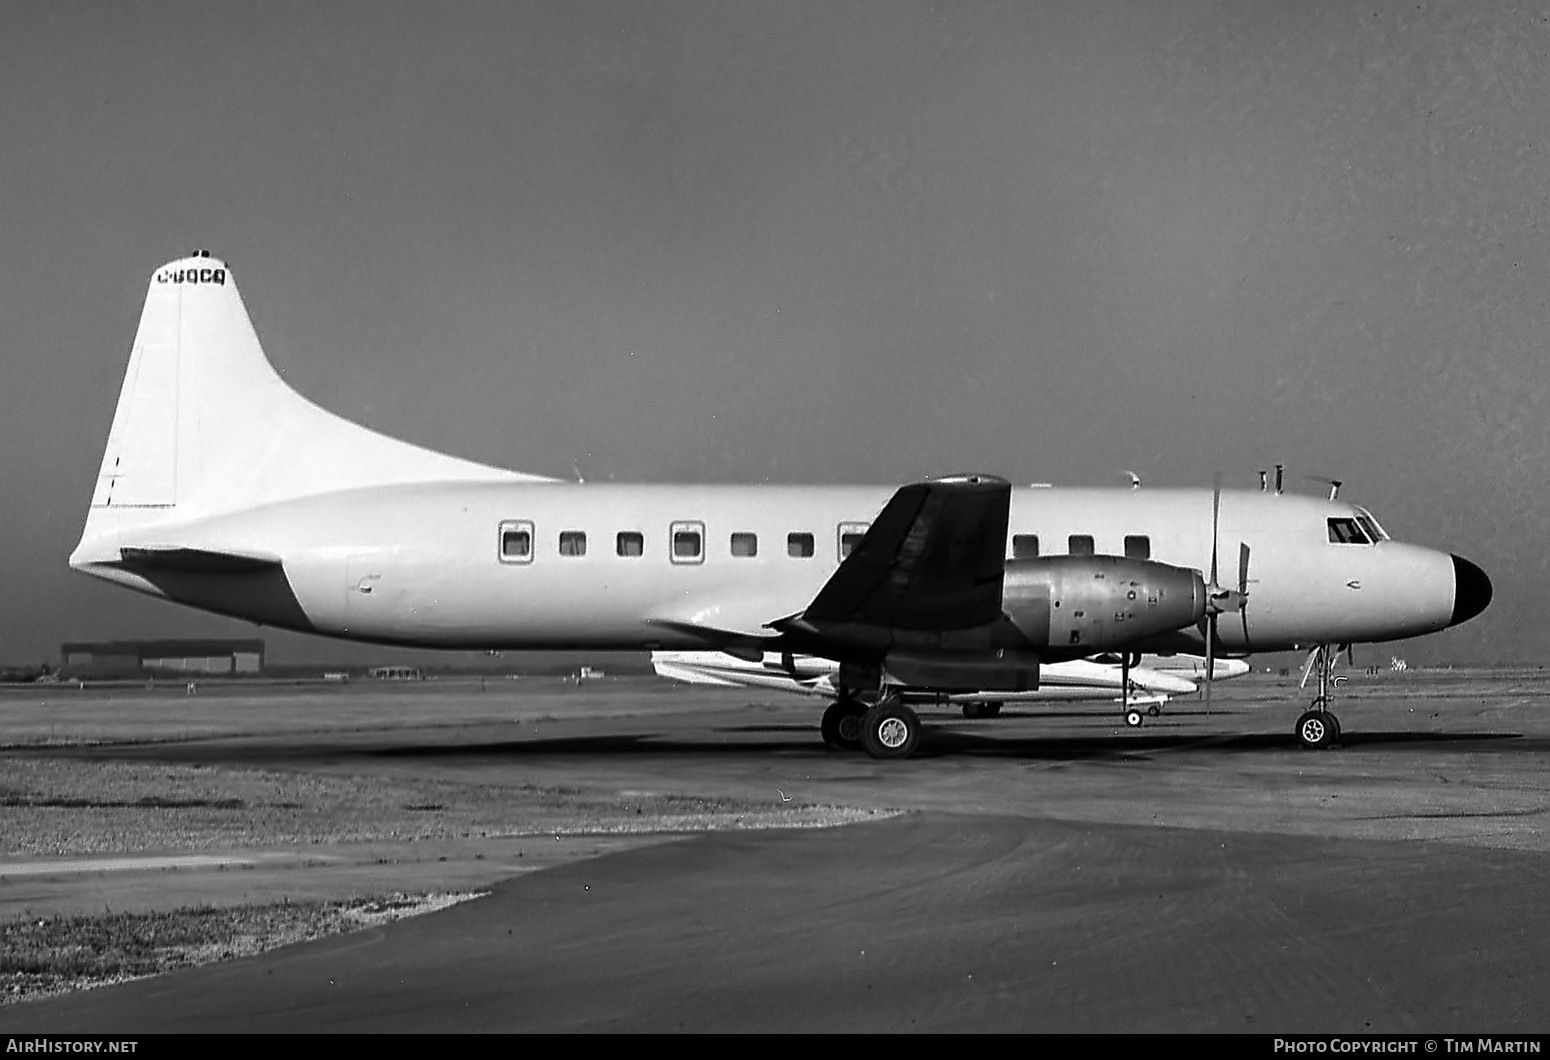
1069, 535, 1095, 556
498, 520, 533, 564
1124, 535, 1150, 560
559, 531, 587, 557
671, 521, 704, 564
617, 531, 644, 557
788, 532, 815, 558
1327, 518, 1370, 545
1012, 534, 1039, 559
731, 532, 758, 557
838, 522, 870, 559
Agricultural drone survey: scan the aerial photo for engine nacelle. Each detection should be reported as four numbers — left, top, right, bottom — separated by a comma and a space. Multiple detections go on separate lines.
1002, 555, 1206, 660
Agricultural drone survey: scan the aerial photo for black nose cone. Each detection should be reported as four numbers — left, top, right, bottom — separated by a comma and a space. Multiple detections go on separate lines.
1451, 555, 1492, 626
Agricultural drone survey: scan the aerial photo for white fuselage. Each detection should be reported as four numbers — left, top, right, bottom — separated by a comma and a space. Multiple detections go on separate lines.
73, 480, 1464, 653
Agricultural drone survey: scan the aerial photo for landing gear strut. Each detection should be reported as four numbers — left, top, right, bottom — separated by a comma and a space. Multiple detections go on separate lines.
1295, 644, 1344, 750
1120, 652, 1144, 728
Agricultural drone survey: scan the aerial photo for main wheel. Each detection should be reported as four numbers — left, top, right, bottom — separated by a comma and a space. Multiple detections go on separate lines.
1295, 709, 1337, 750
860, 702, 921, 759
821, 699, 866, 750
1124, 708, 1144, 728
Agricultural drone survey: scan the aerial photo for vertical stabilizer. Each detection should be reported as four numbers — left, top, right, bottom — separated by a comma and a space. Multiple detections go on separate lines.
86, 253, 550, 519
74, 252, 553, 569
90, 265, 187, 509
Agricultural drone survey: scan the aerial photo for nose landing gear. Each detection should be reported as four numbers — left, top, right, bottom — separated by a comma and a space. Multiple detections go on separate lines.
1295, 644, 1345, 750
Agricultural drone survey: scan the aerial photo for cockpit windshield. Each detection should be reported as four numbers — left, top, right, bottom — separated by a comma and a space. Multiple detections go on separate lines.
1327, 517, 1372, 545
1354, 507, 1390, 541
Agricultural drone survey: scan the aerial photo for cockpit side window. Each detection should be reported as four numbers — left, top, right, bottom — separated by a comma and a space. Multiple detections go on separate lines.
1327, 517, 1372, 545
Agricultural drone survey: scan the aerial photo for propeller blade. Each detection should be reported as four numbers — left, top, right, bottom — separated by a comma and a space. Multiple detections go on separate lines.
1238, 541, 1251, 644
1210, 475, 1221, 589
1205, 476, 1222, 714
1204, 613, 1214, 714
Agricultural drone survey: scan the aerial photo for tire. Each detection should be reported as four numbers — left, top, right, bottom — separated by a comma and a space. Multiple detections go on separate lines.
1124, 708, 1144, 728
821, 699, 865, 750
1295, 709, 1336, 750
860, 702, 921, 759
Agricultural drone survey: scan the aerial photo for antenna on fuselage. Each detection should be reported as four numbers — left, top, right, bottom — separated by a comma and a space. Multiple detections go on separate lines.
1122, 470, 1142, 489
571, 461, 586, 485
1258, 470, 1267, 492
1302, 475, 1344, 502
1274, 465, 1284, 494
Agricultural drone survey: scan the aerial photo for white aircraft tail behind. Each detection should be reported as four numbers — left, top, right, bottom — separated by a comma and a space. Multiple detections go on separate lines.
74, 253, 549, 565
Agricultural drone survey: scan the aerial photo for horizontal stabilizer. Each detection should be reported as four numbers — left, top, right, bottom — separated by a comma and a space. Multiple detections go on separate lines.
118, 546, 283, 574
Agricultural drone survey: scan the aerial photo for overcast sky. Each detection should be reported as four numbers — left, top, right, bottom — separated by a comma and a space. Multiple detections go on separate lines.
3, 1, 1546, 667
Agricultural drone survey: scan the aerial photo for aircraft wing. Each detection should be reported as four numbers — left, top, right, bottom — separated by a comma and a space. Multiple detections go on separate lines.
784, 474, 1011, 632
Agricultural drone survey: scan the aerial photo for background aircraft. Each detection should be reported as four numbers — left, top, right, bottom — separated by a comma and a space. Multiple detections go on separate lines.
651, 650, 1251, 728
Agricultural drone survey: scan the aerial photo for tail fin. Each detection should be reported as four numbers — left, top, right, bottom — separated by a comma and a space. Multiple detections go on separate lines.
85, 252, 549, 515
73, 252, 552, 570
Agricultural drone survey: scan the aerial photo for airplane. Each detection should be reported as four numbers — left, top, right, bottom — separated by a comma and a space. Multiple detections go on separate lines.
649, 649, 1251, 728
70, 253, 1493, 759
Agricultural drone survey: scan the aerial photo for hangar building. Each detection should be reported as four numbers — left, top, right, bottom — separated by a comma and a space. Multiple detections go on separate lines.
60, 639, 265, 679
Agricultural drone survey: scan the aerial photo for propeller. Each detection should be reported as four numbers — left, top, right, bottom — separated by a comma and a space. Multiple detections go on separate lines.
1201, 476, 1251, 707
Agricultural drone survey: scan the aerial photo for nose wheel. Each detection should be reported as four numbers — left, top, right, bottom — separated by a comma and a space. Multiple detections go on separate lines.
1295, 705, 1341, 749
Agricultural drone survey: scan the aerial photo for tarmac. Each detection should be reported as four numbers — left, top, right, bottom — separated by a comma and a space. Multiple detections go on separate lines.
1, 668, 1548, 1032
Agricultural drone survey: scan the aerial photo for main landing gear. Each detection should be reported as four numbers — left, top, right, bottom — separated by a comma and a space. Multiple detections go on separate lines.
821, 694, 922, 759
1295, 643, 1345, 750
820, 698, 867, 751
859, 700, 922, 759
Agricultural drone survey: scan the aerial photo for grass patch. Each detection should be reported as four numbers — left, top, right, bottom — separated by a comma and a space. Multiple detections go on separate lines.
1, 892, 478, 1005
